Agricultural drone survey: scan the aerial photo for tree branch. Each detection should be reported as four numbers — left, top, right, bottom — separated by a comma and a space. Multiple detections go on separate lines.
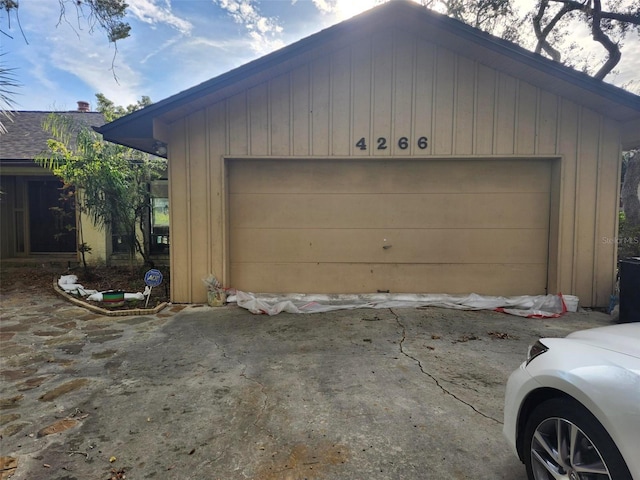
534, 0, 636, 79
599, 10, 640, 25
590, 0, 622, 79
534, 0, 575, 61
546, 0, 640, 25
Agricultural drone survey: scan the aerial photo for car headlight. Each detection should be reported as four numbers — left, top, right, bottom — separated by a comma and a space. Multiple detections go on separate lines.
526, 340, 549, 366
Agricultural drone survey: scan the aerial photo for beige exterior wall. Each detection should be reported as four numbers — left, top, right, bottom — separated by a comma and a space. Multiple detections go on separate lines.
167, 28, 621, 306
76, 189, 110, 265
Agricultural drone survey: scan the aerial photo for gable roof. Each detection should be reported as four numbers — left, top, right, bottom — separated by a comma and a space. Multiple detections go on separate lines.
1, 111, 105, 165
97, 0, 640, 154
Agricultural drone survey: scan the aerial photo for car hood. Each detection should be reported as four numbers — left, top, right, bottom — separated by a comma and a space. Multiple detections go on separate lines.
565, 323, 640, 358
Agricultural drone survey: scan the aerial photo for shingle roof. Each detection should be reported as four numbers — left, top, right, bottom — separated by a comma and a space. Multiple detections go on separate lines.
0, 111, 105, 161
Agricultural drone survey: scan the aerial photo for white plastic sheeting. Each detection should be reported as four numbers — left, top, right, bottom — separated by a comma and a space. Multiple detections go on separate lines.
229, 291, 572, 318
58, 274, 98, 297
57, 275, 145, 302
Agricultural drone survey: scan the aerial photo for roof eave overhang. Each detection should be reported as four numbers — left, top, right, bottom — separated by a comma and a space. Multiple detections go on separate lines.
96, 4, 394, 149
96, 0, 640, 152
621, 118, 640, 150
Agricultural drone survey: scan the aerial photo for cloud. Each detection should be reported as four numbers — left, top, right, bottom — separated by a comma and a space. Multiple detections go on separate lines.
311, 0, 339, 14
311, 0, 384, 19
212, 0, 285, 53
126, 0, 193, 34
50, 39, 142, 106
139, 36, 181, 64
13, 1, 142, 107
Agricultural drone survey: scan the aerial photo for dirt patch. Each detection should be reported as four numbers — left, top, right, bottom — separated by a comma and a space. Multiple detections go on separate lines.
0, 264, 170, 310
38, 379, 90, 402
254, 442, 349, 480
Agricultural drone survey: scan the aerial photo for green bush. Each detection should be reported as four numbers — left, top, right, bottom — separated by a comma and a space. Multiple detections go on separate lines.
618, 212, 640, 258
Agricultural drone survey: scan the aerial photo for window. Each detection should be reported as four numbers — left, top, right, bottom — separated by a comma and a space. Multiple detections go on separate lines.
150, 181, 169, 254
110, 180, 170, 256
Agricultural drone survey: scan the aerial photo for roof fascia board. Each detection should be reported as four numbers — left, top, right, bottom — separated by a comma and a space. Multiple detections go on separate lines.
97, 4, 393, 136
97, 0, 640, 144
399, 7, 640, 117
622, 118, 640, 150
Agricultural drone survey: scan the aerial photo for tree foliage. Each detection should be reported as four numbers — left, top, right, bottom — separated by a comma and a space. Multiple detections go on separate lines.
0, 52, 19, 133
421, 0, 528, 42
35, 95, 166, 266
0, 0, 130, 44
95, 93, 152, 122
0, 0, 132, 131
532, 0, 640, 80
422, 0, 640, 83
622, 150, 640, 227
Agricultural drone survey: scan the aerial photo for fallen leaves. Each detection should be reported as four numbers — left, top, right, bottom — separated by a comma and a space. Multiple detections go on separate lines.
454, 334, 479, 343
108, 468, 126, 479
488, 331, 516, 340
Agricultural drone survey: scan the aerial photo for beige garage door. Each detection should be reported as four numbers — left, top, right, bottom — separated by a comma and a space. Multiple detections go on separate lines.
228, 158, 550, 295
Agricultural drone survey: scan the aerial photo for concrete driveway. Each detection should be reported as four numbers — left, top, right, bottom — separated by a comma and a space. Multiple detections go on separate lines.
0, 291, 613, 480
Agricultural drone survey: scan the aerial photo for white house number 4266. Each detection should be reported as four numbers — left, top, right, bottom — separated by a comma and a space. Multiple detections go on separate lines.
355, 136, 428, 150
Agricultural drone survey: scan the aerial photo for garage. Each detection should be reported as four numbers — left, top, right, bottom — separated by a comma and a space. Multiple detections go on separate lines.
229, 158, 551, 295
98, 1, 640, 306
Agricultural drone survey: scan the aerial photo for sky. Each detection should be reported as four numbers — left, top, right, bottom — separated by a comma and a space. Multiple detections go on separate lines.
2, 0, 639, 112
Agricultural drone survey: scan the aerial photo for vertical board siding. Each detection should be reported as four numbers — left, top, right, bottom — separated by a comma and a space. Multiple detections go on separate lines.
372, 34, 394, 155
594, 118, 620, 306
331, 48, 352, 155
228, 93, 248, 155
351, 38, 373, 157
169, 118, 191, 301
547, 159, 562, 294
537, 91, 559, 155
516, 82, 538, 154
475, 64, 496, 154
270, 74, 291, 156
311, 56, 331, 155
186, 111, 210, 297
557, 100, 580, 295
393, 32, 415, 156
170, 28, 619, 306
454, 56, 475, 155
292, 65, 311, 156
207, 102, 227, 283
495, 73, 517, 154
574, 108, 601, 303
249, 84, 269, 156
414, 39, 435, 155
433, 47, 455, 155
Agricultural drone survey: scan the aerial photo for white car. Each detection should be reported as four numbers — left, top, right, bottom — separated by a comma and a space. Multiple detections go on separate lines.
503, 323, 640, 480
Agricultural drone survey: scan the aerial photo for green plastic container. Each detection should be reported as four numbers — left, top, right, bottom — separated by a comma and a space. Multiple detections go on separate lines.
102, 290, 125, 307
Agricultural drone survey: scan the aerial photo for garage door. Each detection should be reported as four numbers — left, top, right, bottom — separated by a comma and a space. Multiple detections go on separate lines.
228, 158, 550, 295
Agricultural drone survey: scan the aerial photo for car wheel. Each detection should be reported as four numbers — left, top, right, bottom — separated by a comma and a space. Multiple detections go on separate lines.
523, 397, 632, 480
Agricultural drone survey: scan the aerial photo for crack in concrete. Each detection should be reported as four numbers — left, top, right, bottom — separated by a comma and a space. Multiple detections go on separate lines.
240, 366, 272, 433
390, 308, 503, 425
190, 366, 272, 478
